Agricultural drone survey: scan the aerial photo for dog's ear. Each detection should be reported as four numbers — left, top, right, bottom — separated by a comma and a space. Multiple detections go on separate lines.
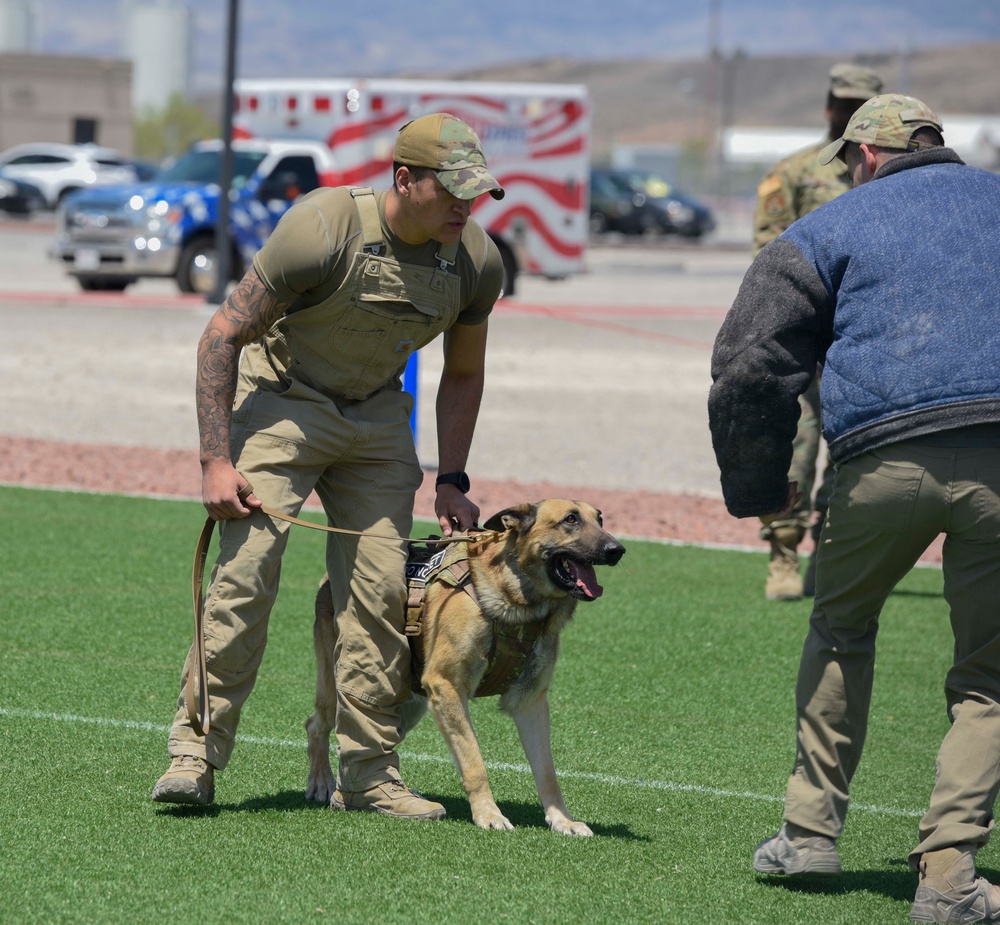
483, 503, 537, 535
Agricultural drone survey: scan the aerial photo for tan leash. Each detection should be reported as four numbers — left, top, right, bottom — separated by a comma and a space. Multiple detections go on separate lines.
185, 479, 497, 736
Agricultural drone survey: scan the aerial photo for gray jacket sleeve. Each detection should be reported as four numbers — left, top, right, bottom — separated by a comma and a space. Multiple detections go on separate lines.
708, 240, 833, 518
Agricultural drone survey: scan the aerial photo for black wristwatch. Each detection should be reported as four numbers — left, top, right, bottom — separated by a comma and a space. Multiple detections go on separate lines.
435, 471, 471, 494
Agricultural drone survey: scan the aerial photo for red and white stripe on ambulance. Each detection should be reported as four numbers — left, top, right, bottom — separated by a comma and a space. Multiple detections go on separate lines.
232, 79, 591, 283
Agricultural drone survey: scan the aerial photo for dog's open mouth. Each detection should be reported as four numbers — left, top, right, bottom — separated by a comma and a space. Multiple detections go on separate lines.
551, 556, 604, 600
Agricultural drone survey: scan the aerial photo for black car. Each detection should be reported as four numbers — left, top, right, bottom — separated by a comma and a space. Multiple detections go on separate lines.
589, 167, 660, 235
611, 170, 716, 238
0, 168, 45, 215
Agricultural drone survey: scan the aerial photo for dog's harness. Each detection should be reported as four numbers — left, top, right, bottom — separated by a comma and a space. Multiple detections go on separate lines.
403, 539, 546, 699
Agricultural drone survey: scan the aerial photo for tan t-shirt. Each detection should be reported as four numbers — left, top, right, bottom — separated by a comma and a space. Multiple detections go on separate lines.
253, 186, 503, 324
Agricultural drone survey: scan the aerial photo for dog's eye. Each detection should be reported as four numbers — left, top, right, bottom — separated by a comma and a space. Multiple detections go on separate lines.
564, 513, 579, 525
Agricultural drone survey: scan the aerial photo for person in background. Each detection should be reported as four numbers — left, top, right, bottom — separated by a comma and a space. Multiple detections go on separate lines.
710, 93, 1000, 923
752, 62, 882, 601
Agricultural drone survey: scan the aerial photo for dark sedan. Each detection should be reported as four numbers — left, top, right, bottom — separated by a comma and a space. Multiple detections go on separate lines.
589, 167, 661, 236
612, 170, 716, 238
0, 168, 45, 215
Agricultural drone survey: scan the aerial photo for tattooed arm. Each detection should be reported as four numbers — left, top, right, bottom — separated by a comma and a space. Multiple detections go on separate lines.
196, 266, 296, 520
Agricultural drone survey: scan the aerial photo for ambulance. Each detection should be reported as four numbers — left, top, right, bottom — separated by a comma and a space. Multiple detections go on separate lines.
232, 77, 591, 296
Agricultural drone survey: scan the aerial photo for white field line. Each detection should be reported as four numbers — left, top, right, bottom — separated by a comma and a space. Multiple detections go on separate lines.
0, 706, 925, 819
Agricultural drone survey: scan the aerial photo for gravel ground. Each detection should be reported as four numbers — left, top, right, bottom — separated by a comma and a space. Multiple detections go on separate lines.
0, 434, 767, 550
0, 219, 942, 563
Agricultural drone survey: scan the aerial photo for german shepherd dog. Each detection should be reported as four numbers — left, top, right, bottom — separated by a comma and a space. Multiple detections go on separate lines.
305, 499, 625, 835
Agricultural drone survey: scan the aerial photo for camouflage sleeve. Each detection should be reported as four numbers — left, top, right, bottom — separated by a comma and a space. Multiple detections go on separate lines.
752, 170, 796, 256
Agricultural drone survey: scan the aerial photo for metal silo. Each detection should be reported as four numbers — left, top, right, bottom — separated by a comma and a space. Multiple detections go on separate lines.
0, 0, 40, 51
125, 0, 192, 112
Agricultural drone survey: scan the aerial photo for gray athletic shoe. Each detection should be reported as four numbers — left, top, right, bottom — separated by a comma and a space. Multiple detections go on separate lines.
753, 823, 843, 876
151, 755, 215, 805
911, 880, 1000, 923
911, 847, 1000, 923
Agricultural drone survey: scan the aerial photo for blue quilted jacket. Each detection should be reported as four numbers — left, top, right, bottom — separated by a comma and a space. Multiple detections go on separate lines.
709, 147, 1000, 518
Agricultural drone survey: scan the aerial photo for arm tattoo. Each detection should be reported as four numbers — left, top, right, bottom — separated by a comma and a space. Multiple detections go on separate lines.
196, 268, 296, 463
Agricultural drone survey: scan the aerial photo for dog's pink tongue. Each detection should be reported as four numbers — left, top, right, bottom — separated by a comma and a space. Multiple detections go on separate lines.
568, 561, 603, 599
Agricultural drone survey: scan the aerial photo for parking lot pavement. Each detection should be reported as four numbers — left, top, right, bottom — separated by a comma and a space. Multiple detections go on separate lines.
0, 219, 752, 498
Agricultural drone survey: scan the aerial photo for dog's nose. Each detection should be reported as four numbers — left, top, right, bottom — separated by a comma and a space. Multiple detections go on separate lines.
603, 541, 626, 566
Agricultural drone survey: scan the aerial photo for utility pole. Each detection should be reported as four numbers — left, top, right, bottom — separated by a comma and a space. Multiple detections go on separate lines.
208, 0, 239, 304
705, 0, 722, 197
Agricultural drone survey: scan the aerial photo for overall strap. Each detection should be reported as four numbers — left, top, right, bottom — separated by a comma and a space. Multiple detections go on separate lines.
352, 184, 462, 271
350, 187, 384, 255
435, 238, 460, 271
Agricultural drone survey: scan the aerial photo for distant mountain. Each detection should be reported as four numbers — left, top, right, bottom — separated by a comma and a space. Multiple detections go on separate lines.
30, 0, 1000, 96
447, 42, 1000, 161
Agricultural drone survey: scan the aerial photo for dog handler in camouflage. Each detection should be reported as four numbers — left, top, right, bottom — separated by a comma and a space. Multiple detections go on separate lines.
710, 94, 1000, 922
152, 113, 505, 819
752, 63, 882, 602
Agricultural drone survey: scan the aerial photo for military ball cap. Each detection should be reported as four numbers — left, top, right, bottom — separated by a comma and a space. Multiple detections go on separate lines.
828, 63, 883, 100
818, 93, 943, 165
393, 112, 505, 201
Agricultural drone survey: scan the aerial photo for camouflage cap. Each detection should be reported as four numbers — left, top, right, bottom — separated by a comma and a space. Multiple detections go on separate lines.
818, 93, 943, 165
393, 112, 504, 201
828, 62, 883, 100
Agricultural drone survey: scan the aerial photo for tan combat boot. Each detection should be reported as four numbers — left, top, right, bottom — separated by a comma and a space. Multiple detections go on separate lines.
331, 780, 446, 820
763, 523, 805, 601
151, 755, 215, 805
911, 846, 1000, 923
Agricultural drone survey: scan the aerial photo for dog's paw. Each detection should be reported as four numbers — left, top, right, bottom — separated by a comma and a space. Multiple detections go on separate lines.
474, 807, 515, 831
547, 812, 594, 837
305, 773, 336, 804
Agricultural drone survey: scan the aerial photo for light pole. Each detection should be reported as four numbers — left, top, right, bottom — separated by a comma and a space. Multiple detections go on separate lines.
208, 0, 239, 304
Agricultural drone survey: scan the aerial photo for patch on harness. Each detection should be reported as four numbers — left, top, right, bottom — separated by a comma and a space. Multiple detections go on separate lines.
405, 546, 447, 583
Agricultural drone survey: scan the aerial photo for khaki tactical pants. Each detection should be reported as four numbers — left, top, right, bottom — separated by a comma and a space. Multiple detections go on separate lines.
168, 380, 422, 790
781, 440, 1000, 865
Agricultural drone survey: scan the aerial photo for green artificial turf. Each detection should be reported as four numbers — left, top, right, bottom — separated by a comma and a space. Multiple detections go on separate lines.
0, 485, 976, 924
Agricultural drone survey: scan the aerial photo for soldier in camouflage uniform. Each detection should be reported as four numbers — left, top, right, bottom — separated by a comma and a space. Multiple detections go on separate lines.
752, 63, 882, 601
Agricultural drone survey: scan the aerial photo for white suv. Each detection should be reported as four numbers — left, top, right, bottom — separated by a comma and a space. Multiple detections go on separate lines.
0, 142, 139, 210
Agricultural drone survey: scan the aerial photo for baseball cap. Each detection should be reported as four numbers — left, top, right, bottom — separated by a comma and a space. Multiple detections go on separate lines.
818, 93, 943, 165
393, 112, 505, 201
828, 63, 883, 100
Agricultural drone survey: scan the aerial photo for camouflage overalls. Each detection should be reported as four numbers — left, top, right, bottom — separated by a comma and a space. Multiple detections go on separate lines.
752, 141, 850, 597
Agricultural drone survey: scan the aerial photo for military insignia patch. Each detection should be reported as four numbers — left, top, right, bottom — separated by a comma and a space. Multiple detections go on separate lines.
763, 191, 786, 217
757, 176, 782, 197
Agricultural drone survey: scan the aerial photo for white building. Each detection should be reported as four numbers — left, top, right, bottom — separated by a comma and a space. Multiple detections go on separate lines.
722, 116, 1000, 173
